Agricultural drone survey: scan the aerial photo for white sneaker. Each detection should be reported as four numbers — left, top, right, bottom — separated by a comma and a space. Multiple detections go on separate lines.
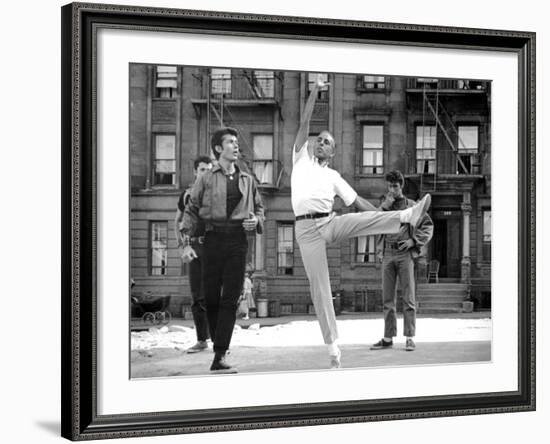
329, 349, 342, 369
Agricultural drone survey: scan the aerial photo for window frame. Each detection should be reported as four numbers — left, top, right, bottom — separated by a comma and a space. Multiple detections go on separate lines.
277, 222, 295, 276
416, 77, 439, 89
155, 65, 178, 98
361, 124, 385, 175
354, 235, 378, 264
252, 133, 275, 185
152, 133, 177, 187
251, 70, 275, 98
360, 75, 386, 90
416, 124, 437, 174
457, 124, 480, 174
210, 68, 232, 96
482, 209, 491, 262
149, 221, 169, 276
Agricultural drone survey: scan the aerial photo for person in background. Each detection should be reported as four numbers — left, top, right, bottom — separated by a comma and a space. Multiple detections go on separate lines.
175, 155, 213, 353
370, 170, 433, 352
238, 272, 255, 320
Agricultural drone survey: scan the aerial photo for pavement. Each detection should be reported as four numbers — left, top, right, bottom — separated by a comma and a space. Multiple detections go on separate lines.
131, 311, 490, 331
131, 312, 492, 378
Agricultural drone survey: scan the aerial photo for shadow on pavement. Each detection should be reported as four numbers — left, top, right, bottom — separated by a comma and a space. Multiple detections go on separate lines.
131, 341, 491, 379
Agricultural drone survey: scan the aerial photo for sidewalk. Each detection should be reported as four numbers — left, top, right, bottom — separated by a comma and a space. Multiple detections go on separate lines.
131, 311, 491, 331
131, 313, 492, 378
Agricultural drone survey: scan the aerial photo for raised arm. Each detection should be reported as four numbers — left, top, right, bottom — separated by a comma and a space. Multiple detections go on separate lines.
353, 195, 379, 212
294, 74, 327, 153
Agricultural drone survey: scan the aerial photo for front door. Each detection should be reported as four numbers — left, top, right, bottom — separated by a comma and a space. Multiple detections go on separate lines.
432, 213, 461, 279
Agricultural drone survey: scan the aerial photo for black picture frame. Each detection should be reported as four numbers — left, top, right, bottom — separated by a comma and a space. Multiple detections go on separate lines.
61, 2, 535, 440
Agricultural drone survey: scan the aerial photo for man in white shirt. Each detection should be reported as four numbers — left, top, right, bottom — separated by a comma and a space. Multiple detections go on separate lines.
292, 74, 431, 369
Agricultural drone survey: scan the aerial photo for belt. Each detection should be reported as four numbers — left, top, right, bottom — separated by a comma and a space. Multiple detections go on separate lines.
384, 241, 401, 249
295, 212, 330, 221
208, 225, 245, 233
190, 236, 204, 244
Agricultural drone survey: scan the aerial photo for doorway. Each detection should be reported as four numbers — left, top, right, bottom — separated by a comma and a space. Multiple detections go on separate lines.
432, 215, 461, 279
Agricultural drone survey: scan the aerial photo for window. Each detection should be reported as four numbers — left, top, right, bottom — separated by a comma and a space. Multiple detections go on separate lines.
457, 126, 479, 174
277, 223, 295, 275
416, 125, 437, 174
362, 125, 384, 174
155, 66, 177, 98
153, 134, 176, 185
363, 75, 385, 89
211, 68, 231, 95
150, 222, 168, 275
416, 78, 439, 89
356, 236, 377, 263
308, 73, 329, 100
482, 210, 491, 261
252, 134, 274, 185
252, 70, 274, 98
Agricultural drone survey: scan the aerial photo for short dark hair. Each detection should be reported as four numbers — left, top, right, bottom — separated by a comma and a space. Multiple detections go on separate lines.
385, 170, 405, 186
193, 155, 212, 170
211, 127, 238, 159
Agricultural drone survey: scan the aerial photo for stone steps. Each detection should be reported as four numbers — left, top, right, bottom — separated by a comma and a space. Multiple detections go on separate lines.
416, 283, 469, 313
417, 307, 464, 314
419, 295, 464, 302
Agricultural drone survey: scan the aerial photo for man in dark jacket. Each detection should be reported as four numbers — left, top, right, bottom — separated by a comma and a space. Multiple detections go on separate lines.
370, 170, 434, 352
180, 127, 264, 373
175, 155, 212, 354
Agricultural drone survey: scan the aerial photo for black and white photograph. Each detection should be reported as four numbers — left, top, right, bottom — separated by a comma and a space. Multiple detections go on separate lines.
53, 1, 538, 441
129, 64, 493, 378
3, 0, 548, 440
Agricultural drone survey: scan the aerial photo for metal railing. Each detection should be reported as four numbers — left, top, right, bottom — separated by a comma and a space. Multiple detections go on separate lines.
414, 150, 481, 175
203, 70, 278, 100
406, 78, 487, 90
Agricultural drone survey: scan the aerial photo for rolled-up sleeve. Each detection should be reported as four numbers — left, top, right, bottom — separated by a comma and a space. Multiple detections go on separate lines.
333, 173, 358, 207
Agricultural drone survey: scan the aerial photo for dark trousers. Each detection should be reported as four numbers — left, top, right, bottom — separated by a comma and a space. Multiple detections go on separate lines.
382, 249, 416, 338
203, 231, 248, 354
188, 244, 209, 342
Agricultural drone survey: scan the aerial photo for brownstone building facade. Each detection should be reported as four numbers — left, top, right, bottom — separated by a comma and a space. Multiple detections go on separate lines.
130, 64, 491, 317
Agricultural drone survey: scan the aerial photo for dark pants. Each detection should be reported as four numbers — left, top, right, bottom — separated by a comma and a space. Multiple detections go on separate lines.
188, 244, 209, 342
203, 231, 248, 354
382, 249, 416, 338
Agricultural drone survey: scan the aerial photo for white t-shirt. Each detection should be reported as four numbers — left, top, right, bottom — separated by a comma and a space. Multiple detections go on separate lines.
291, 141, 357, 216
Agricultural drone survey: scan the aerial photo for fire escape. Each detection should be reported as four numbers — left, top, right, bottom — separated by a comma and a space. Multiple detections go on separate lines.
191, 68, 285, 189
406, 78, 490, 302
411, 78, 486, 195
